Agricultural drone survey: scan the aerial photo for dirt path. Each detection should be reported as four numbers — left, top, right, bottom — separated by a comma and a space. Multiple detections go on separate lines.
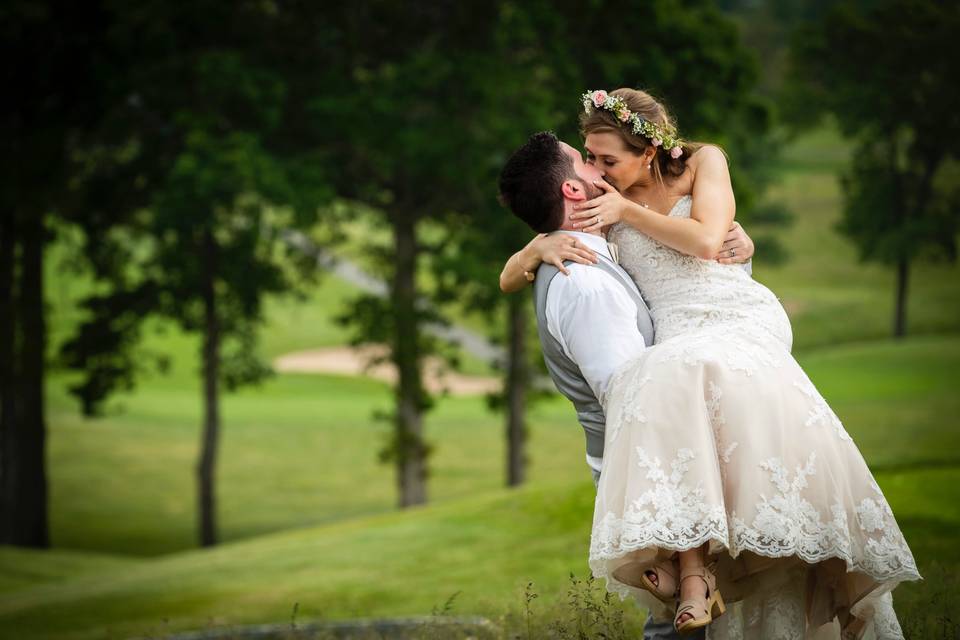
282, 228, 505, 364
272, 345, 500, 396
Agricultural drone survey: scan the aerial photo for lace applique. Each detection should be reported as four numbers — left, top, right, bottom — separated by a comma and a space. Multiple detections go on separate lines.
608, 372, 652, 444
727, 458, 917, 582
710, 568, 809, 640
734, 453, 829, 553
794, 376, 852, 442
869, 591, 906, 639
746, 577, 807, 640
590, 447, 728, 562
594, 195, 918, 633
651, 330, 785, 377
707, 381, 738, 465
607, 195, 793, 353
855, 481, 920, 580
731, 453, 854, 563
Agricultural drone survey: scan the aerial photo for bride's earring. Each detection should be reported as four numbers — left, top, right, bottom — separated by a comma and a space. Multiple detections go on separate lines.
647, 163, 651, 170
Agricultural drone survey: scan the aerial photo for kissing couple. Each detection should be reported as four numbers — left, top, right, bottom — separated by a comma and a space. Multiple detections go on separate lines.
496, 87, 920, 639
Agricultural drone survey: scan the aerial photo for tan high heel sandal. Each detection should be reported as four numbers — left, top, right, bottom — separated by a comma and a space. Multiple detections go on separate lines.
637, 558, 680, 603
673, 562, 726, 636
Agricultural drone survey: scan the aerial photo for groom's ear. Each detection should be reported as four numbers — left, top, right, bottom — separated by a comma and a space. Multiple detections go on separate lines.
561, 179, 587, 202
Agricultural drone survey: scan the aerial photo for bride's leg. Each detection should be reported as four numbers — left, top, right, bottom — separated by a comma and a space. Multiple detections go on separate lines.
676, 543, 709, 626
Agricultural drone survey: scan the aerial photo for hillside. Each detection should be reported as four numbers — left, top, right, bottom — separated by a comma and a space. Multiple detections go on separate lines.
2, 336, 957, 638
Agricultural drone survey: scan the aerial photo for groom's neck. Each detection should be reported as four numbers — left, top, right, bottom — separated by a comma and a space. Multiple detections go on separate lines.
557, 224, 603, 237
558, 205, 604, 236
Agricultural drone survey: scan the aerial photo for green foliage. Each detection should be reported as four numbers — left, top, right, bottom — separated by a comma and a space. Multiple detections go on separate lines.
838, 144, 959, 266
54, 3, 333, 413
433, 0, 788, 432
784, 0, 960, 266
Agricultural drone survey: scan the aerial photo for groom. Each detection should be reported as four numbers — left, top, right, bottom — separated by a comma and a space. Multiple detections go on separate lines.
497, 132, 754, 640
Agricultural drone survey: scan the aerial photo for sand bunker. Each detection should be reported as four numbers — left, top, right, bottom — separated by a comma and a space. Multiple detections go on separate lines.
273, 345, 500, 396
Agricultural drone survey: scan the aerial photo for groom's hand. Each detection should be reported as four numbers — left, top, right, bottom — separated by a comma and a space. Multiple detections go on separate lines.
714, 221, 754, 264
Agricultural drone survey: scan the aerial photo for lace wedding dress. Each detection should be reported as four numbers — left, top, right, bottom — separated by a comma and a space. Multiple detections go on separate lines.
593, 195, 921, 639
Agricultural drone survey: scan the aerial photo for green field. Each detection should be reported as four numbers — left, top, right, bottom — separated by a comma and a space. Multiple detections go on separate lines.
2, 123, 959, 638
1, 337, 958, 638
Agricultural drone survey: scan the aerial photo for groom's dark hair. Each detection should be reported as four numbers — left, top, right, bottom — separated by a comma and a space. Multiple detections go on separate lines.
498, 131, 577, 232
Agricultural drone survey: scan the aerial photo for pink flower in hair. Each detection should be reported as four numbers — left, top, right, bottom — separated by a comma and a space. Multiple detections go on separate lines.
670, 146, 683, 159
651, 137, 662, 147
591, 90, 608, 107
618, 109, 630, 122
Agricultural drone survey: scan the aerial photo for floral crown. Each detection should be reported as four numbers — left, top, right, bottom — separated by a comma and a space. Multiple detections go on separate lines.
581, 90, 684, 159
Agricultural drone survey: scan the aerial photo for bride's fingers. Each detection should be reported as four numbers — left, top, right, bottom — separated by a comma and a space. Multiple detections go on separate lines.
579, 248, 599, 262
716, 249, 745, 263
571, 198, 602, 213
549, 257, 570, 275
566, 248, 598, 263
714, 246, 741, 261
593, 179, 616, 193
562, 251, 593, 265
573, 213, 606, 230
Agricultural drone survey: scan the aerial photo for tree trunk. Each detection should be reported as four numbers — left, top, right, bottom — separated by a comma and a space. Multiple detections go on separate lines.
2, 212, 49, 546
197, 227, 221, 546
392, 215, 427, 508
505, 295, 527, 487
0, 212, 19, 543
893, 256, 909, 339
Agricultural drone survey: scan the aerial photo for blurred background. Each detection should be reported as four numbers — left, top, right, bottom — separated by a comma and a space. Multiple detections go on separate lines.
1, 1, 958, 638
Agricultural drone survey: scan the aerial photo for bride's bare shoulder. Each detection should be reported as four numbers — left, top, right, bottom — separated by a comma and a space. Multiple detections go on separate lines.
688, 144, 728, 169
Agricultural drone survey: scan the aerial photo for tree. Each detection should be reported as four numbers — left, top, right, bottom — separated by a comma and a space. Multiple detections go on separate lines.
429, 1, 575, 487
309, 2, 506, 507
55, 2, 329, 547
440, 0, 781, 486
0, 1, 121, 547
785, 0, 960, 337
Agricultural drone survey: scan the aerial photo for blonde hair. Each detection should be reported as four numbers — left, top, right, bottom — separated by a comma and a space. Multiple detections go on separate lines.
579, 87, 718, 187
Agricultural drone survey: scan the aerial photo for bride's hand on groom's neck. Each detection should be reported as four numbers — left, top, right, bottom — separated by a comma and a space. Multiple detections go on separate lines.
568, 179, 630, 234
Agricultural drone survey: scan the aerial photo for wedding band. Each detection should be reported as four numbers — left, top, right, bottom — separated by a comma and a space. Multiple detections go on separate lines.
597, 216, 603, 224
730, 249, 736, 257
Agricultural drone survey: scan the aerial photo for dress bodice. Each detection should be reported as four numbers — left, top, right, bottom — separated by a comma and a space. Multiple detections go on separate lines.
607, 195, 792, 348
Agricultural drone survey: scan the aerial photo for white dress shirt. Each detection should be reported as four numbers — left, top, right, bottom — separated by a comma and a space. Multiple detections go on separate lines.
543, 231, 649, 477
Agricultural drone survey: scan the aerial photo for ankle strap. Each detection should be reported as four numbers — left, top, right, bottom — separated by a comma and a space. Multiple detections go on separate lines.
680, 566, 708, 580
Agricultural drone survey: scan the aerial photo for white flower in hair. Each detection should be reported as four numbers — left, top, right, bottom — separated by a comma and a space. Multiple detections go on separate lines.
581, 89, 684, 156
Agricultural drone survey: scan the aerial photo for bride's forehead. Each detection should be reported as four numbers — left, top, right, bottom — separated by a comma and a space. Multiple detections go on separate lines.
585, 132, 625, 155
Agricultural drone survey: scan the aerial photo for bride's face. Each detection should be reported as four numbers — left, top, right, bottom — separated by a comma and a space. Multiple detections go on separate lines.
584, 132, 649, 191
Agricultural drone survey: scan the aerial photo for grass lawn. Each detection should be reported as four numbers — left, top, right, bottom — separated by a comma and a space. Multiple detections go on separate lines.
755, 121, 960, 350
2, 335, 956, 638
44, 365, 582, 556
3, 123, 957, 638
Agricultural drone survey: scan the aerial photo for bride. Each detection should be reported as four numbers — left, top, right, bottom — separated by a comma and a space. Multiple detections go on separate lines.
498, 88, 920, 638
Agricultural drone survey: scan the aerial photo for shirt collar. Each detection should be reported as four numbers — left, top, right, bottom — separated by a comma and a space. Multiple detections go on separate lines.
548, 230, 612, 260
